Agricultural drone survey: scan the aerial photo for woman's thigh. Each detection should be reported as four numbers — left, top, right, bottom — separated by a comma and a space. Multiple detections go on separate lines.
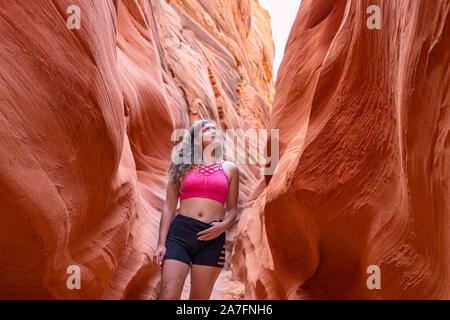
189, 234, 225, 299
189, 264, 222, 300
160, 259, 190, 300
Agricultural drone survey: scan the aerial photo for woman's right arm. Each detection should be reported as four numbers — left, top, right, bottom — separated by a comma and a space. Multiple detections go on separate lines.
154, 174, 180, 267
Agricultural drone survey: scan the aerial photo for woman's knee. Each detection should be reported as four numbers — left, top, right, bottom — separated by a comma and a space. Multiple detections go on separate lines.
160, 277, 183, 300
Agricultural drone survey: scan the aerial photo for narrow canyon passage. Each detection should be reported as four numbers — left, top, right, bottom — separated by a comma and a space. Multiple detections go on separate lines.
0, 0, 448, 300
0, 0, 273, 299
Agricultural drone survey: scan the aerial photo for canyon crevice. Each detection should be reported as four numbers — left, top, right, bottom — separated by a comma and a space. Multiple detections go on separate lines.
0, 0, 448, 300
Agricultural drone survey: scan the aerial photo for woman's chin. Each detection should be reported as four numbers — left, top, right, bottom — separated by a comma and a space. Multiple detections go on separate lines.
205, 139, 219, 146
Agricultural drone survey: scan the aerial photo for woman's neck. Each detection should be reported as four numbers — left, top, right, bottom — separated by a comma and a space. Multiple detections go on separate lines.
200, 158, 221, 165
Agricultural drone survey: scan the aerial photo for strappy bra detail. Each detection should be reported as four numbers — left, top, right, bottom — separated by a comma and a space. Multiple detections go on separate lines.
179, 160, 229, 206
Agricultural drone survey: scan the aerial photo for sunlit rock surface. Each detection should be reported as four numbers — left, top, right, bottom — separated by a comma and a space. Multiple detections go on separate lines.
232, 0, 450, 299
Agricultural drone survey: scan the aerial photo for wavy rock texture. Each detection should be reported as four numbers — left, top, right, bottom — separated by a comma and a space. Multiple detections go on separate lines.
0, 0, 272, 299
233, 0, 450, 299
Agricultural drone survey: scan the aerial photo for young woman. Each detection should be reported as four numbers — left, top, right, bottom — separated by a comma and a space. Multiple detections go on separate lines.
154, 119, 240, 300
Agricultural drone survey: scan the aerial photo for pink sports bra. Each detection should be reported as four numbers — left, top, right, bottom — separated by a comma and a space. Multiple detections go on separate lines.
179, 160, 229, 206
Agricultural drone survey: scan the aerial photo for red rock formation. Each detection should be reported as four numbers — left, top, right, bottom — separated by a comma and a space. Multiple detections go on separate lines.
0, 0, 272, 299
233, 0, 450, 299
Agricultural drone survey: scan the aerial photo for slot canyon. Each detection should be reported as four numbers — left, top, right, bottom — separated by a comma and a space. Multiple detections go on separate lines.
0, 0, 448, 299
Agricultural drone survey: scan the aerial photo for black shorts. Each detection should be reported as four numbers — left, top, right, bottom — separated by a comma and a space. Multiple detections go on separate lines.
163, 214, 226, 268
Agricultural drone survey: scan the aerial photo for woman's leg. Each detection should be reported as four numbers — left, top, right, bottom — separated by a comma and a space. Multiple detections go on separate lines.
160, 259, 190, 300
189, 264, 222, 299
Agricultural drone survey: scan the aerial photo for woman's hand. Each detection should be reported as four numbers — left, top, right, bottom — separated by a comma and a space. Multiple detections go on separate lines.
197, 221, 227, 241
153, 244, 166, 268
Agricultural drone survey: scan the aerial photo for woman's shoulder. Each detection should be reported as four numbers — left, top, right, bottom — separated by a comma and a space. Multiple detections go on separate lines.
222, 160, 239, 173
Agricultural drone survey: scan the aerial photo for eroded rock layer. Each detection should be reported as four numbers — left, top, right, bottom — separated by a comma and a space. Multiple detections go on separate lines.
233, 0, 449, 299
0, 0, 273, 299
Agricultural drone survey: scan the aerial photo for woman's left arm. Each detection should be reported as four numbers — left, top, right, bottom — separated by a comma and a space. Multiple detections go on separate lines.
221, 163, 239, 231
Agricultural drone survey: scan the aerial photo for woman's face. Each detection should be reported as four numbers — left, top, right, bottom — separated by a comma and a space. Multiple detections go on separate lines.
196, 122, 219, 148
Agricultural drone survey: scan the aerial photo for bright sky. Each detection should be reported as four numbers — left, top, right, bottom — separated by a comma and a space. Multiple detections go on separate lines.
258, 0, 302, 81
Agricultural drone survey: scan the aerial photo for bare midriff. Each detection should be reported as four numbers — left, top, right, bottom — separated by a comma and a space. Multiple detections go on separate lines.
179, 197, 225, 223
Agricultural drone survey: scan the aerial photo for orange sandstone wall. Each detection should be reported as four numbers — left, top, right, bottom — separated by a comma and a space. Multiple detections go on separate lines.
0, 0, 273, 299
233, 0, 450, 299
